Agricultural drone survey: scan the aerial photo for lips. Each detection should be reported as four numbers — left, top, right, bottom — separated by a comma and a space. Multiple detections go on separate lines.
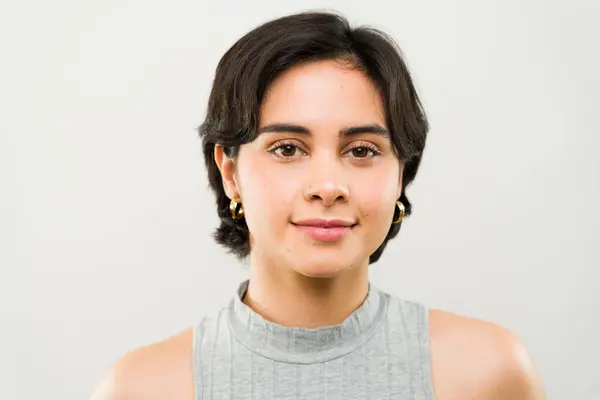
292, 219, 356, 242
293, 219, 355, 228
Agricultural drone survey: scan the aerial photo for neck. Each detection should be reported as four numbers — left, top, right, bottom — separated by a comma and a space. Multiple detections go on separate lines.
244, 256, 370, 328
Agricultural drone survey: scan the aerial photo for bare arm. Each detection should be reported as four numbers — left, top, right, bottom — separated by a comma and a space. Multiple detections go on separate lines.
88, 329, 194, 400
429, 309, 545, 400
492, 332, 546, 400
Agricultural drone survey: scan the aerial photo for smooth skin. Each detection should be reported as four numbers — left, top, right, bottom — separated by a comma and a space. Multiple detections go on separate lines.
90, 60, 545, 399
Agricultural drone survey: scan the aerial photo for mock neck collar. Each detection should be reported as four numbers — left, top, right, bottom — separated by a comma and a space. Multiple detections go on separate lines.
227, 279, 388, 364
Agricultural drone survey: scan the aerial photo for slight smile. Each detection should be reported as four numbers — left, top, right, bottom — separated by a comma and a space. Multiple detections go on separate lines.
291, 219, 357, 242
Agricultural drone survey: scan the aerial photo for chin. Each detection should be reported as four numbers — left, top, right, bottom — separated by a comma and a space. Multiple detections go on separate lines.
295, 268, 343, 279
289, 255, 356, 279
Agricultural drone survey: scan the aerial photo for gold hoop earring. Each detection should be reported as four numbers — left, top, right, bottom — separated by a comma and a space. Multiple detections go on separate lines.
392, 201, 405, 224
230, 197, 245, 220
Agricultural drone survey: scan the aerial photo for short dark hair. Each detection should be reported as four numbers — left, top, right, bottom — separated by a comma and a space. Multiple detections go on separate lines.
198, 11, 429, 264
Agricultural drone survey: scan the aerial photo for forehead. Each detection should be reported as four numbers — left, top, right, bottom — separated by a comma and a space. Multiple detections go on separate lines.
259, 59, 386, 127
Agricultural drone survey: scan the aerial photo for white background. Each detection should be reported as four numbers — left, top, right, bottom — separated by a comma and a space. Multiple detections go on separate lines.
2, 0, 599, 398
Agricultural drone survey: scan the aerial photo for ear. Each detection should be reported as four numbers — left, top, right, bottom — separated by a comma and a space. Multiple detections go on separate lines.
214, 144, 240, 200
397, 166, 404, 199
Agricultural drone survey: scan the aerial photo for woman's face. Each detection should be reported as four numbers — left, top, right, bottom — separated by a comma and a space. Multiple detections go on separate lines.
219, 59, 403, 278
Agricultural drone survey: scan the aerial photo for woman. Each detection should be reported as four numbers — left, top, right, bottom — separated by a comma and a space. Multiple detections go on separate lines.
91, 11, 544, 400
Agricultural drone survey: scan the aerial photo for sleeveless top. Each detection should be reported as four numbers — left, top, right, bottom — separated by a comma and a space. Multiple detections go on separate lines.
192, 280, 435, 399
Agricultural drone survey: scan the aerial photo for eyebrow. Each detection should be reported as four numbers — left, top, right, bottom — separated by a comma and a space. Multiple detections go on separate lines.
258, 123, 390, 138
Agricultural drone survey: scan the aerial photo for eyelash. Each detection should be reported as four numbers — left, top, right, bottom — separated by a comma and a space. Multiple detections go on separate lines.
267, 140, 382, 160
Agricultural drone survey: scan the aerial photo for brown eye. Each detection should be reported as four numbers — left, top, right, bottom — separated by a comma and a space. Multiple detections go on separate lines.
352, 147, 370, 158
269, 142, 305, 158
278, 144, 297, 157
344, 143, 380, 160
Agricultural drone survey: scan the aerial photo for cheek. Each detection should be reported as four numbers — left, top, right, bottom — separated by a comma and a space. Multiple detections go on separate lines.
359, 188, 395, 224
238, 156, 297, 229
354, 164, 400, 220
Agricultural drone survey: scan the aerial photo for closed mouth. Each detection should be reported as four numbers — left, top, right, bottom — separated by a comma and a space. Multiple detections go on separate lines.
292, 219, 357, 228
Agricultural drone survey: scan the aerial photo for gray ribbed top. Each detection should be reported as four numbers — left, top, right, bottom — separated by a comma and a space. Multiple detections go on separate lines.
193, 280, 435, 399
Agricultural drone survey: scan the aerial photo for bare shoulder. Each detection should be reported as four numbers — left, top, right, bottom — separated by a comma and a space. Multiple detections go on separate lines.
428, 309, 545, 400
89, 328, 195, 400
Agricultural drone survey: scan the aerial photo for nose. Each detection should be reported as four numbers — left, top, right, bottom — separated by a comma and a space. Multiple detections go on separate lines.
304, 159, 350, 207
